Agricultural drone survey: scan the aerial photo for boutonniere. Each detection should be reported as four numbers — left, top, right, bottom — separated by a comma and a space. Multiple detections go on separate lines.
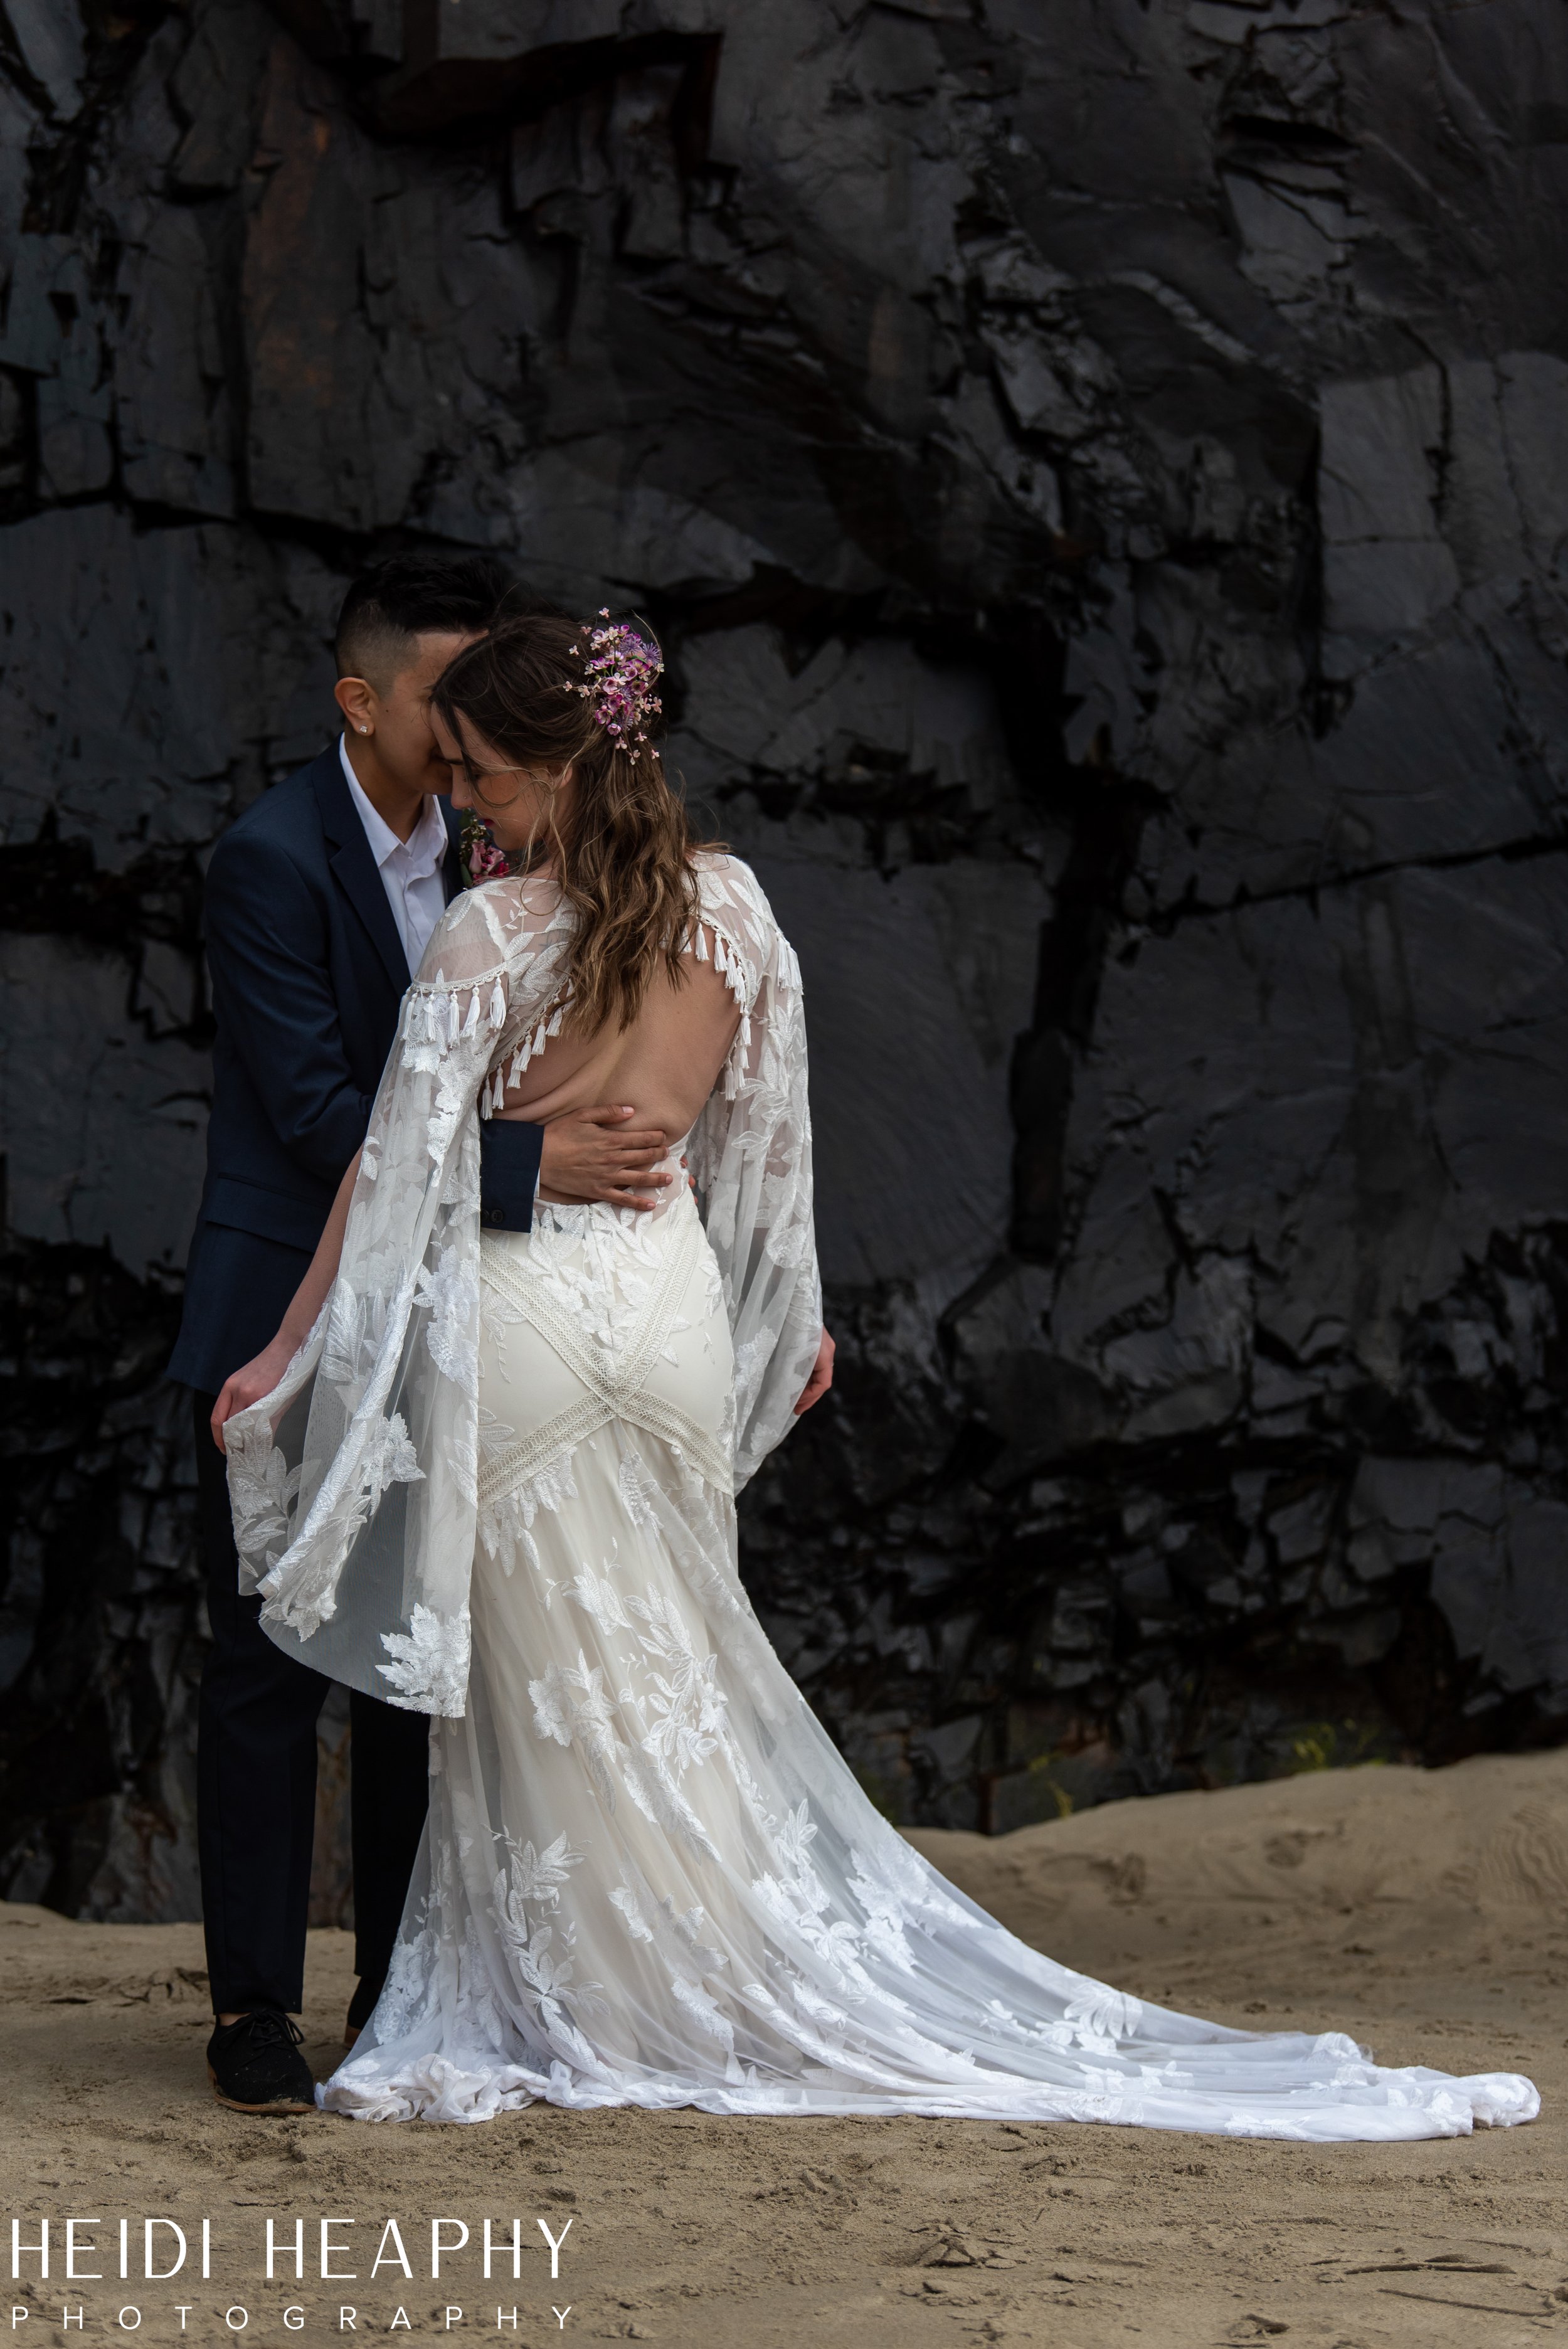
461, 807, 511, 888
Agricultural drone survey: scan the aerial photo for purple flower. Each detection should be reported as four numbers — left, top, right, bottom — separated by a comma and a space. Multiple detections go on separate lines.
576, 615, 663, 751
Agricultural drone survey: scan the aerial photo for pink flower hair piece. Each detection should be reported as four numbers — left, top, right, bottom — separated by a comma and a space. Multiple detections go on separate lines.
568, 610, 664, 758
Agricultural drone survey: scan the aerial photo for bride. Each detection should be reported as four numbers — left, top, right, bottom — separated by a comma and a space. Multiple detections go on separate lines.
217, 611, 1536, 2140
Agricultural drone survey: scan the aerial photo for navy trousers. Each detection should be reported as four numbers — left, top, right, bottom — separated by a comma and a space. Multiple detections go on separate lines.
193, 1391, 430, 2019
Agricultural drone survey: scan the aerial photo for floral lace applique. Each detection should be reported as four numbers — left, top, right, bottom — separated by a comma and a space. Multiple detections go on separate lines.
671, 1973, 734, 2049
373, 1909, 437, 2043
491, 1828, 607, 2045
495, 1828, 583, 1916
625, 1589, 728, 1775
606, 1887, 650, 1943
416, 1246, 480, 1392
527, 1212, 664, 1356
617, 1451, 660, 1530
563, 1564, 632, 1634
479, 1449, 581, 1567
363, 1411, 424, 1505
477, 1406, 517, 1461
456, 1914, 508, 2052
479, 1278, 530, 1352
527, 1653, 625, 1813
379, 1603, 471, 1715
1061, 1980, 1144, 2052
224, 1430, 302, 1569
320, 1288, 376, 1399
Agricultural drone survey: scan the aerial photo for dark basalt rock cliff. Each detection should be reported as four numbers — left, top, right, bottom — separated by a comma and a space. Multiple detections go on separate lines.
3, 0, 1567, 1915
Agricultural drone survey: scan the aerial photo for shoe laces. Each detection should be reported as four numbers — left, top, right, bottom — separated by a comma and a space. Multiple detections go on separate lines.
235, 2009, 305, 2050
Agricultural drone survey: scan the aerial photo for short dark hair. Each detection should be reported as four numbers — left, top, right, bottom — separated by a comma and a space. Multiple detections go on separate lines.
334, 551, 517, 691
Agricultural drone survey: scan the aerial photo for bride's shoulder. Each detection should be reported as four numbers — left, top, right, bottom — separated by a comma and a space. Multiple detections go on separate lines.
692, 849, 772, 923
416, 876, 565, 984
689, 852, 798, 994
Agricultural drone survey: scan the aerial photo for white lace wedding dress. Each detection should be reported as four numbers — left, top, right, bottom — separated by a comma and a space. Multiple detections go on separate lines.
226, 856, 1538, 2140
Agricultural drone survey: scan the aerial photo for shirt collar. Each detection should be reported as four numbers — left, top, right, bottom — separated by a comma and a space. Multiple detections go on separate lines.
339, 734, 448, 878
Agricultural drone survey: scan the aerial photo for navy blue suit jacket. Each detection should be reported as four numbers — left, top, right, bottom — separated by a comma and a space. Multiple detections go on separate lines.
170, 745, 542, 1394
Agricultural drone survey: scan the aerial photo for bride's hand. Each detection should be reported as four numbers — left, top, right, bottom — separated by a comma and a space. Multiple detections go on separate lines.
211, 1335, 297, 1454
794, 1329, 835, 1415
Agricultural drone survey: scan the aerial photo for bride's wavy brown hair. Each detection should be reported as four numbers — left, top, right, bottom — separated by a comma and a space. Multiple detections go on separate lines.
433, 612, 712, 1034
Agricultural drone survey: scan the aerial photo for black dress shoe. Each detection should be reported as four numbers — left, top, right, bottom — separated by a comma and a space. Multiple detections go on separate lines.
206, 2010, 317, 2113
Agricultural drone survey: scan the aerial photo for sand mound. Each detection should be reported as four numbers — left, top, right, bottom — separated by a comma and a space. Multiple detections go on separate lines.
908, 1746, 1568, 1981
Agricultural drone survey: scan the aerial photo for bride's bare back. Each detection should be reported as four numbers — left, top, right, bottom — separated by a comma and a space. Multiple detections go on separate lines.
492, 902, 740, 1195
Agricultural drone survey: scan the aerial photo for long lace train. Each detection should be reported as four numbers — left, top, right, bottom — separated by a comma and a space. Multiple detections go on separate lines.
319, 1194, 1538, 2140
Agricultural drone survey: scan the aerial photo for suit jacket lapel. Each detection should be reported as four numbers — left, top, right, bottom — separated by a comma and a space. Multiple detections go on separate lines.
310, 748, 411, 990
440, 797, 465, 904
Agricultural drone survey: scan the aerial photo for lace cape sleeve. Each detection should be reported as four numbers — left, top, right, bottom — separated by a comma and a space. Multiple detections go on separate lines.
687, 855, 822, 1485
223, 881, 569, 1715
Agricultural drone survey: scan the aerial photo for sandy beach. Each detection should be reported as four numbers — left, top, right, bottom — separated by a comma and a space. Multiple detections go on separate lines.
5, 1751, 1565, 2346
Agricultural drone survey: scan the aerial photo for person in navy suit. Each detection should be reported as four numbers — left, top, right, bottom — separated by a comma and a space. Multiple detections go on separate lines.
170, 554, 674, 2111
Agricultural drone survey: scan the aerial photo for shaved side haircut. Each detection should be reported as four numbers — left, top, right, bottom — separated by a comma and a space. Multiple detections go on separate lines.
334, 551, 520, 693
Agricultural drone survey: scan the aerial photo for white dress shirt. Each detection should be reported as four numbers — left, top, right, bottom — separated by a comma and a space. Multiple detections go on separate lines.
339, 734, 449, 975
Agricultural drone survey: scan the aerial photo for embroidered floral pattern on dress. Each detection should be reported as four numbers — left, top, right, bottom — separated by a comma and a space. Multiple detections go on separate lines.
223, 1419, 304, 1567
477, 1451, 581, 1569
416, 1247, 481, 1394
363, 1412, 423, 1504
379, 1604, 471, 1714
617, 1451, 660, 1529
373, 1909, 437, 2043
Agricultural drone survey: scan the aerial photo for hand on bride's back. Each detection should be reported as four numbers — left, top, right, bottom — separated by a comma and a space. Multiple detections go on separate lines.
536, 1105, 673, 1211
